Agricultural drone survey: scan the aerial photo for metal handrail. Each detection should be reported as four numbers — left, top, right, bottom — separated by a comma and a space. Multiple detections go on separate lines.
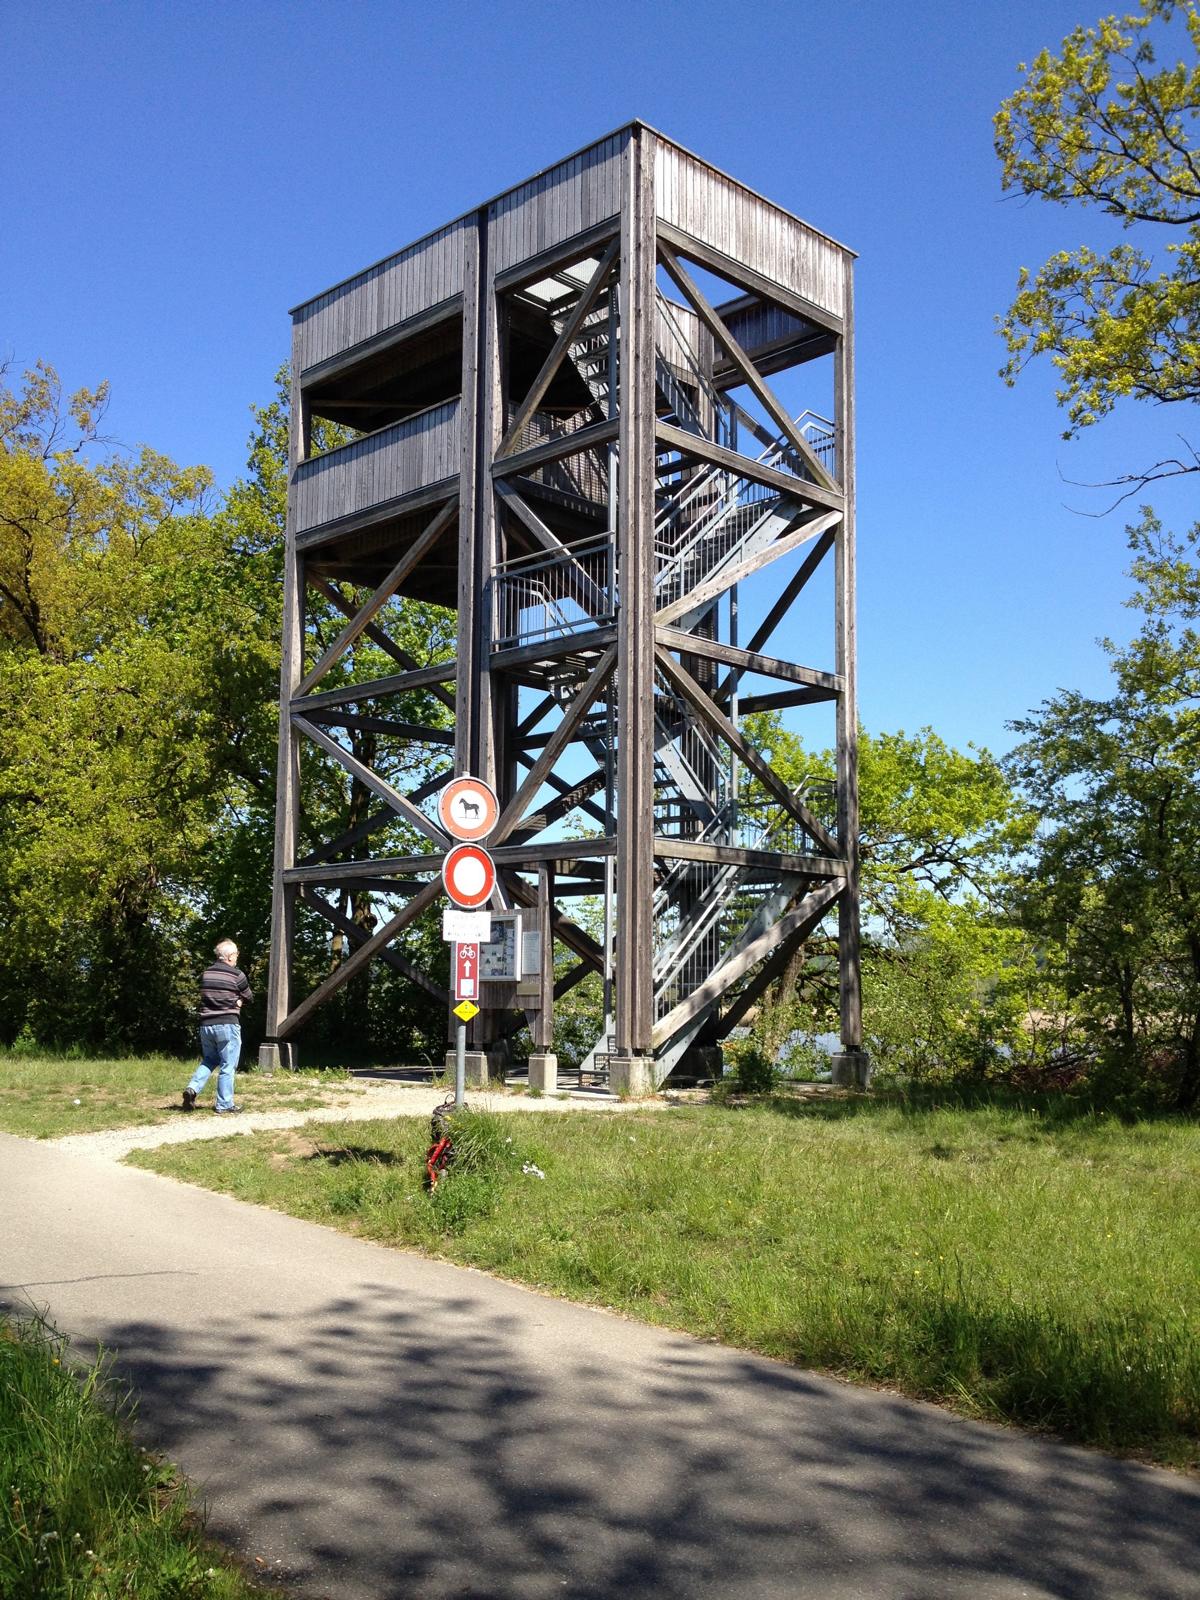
655, 293, 733, 445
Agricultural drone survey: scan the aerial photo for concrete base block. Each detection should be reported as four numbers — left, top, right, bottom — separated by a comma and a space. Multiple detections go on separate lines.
257, 1042, 296, 1074
443, 1050, 491, 1088
831, 1050, 872, 1090
607, 1055, 655, 1097
527, 1053, 558, 1094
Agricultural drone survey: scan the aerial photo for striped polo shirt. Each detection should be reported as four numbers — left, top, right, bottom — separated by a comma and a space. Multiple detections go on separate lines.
199, 961, 252, 1026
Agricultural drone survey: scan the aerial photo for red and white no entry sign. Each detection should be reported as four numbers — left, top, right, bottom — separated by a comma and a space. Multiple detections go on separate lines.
442, 843, 496, 909
438, 776, 499, 842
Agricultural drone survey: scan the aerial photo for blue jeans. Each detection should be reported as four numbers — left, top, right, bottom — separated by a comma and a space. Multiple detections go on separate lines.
189, 1023, 241, 1110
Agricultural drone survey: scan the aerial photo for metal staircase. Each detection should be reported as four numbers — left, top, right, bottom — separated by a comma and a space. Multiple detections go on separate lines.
529, 281, 838, 1086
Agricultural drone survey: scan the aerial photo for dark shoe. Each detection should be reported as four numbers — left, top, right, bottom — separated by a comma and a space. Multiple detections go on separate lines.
213, 1105, 243, 1114
182, 1089, 197, 1111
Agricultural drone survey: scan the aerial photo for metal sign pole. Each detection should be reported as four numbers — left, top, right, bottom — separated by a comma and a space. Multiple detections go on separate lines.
455, 1019, 466, 1109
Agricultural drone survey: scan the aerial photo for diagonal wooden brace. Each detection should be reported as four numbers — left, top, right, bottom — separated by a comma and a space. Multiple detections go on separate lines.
297, 498, 458, 696
301, 886, 451, 1006
278, 877, 443, 1040
292, 714, 450, 850
658, 242, 838, 494
496, 237, 620, 458
306, 575, 457, 713
492, 648, 616, 843
654, 646, 838, 856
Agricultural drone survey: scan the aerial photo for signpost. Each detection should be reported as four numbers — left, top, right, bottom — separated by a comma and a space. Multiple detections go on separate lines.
433, 774, 544, 1106
438, 777, 499, 1109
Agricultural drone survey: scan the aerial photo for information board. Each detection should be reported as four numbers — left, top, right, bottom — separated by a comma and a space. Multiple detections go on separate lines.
479, 912, 522, 981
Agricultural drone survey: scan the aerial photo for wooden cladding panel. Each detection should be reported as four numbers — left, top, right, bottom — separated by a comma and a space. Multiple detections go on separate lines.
293, 220, 472, 374
293, 401, 460, 536
719, 298, 814, 354
488, 133, 627, 274
654, 143, 846, 319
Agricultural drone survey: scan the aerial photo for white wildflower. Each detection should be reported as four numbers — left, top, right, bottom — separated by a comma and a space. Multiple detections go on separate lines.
522, 1162, 546, 1180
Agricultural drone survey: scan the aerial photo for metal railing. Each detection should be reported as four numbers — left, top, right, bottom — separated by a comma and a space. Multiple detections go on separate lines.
492, 533, 616, 650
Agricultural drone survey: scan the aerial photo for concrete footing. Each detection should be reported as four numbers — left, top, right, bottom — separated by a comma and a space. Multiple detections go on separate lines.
607, 1055, 655, 1097
257, 1042, 296, 1073
443, 1049, 491, 1088
527, 1053, 558, 1093
831, 1050, 872, 1090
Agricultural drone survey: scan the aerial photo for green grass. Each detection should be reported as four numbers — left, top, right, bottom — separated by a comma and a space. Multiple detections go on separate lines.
0, 1313, 281, 1600
129, 1096, 1200, 1468
0, 1053, 348, 1139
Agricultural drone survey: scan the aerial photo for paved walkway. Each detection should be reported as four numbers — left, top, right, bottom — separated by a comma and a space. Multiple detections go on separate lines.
50, 1080, 658, 1162
2, 1127, 1198, 1599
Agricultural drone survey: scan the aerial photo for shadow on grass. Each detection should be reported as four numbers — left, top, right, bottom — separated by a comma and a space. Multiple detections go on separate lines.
301, 1145, 407, 1168
752, 1086, 1199, 1131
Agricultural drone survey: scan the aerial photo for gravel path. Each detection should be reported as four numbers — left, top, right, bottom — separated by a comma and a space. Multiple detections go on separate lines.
49, 1080, 662, 1163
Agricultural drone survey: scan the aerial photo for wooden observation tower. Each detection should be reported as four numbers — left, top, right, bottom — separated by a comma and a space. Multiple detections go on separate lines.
260, 123, 865, 1093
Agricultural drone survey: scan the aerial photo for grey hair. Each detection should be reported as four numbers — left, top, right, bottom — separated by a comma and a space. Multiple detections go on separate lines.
214, 938, 239, 958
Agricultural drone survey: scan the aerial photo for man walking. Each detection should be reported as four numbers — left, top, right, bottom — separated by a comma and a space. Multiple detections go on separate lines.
182, 939, 252, 1114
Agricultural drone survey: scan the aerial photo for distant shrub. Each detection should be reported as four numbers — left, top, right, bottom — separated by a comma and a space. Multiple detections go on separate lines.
719, 1038, 781, 1096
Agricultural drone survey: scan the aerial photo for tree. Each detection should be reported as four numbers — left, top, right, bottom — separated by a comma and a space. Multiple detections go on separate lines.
996, 0, 1200, 494
1007, 515, 1200, 1106
738, 719, 1047, 1081
0, 361, 459, 1060
0, 363, 276, 1049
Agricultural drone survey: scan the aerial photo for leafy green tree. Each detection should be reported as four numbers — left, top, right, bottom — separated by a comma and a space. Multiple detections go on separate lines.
996, 0, 1200, 490
739, 720, 1048, 1080
0, 363, 274, 1049
0, 360, 458, 1060
1007, 515, 1200, 1106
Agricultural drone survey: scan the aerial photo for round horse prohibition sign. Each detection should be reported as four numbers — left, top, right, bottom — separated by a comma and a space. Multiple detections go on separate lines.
437, 776, 499, 842
442, 844, 496, 909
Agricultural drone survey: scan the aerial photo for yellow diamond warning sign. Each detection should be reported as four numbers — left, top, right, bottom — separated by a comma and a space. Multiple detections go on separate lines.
453, 1000, 480, 1023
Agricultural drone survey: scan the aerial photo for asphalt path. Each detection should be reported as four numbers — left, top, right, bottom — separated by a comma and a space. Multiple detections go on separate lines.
2, 1128, 1197, 1599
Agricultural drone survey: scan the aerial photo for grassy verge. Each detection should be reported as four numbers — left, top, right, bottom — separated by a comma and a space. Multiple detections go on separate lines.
130, 1097, 1200, 1468
1, 1313, 279, 1600
0, 1053, 349, 1139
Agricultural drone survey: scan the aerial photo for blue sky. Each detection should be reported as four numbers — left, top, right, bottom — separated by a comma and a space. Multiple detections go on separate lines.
7, 0, 1194, 756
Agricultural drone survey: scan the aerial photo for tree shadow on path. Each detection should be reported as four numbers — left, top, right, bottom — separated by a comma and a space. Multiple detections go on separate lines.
69, 1281, 1200, 1600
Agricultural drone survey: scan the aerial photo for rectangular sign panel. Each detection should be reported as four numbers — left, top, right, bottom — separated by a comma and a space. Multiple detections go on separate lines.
443, 909, 492, 943
521, 929, 542, 977
455, 942, 479, 1001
